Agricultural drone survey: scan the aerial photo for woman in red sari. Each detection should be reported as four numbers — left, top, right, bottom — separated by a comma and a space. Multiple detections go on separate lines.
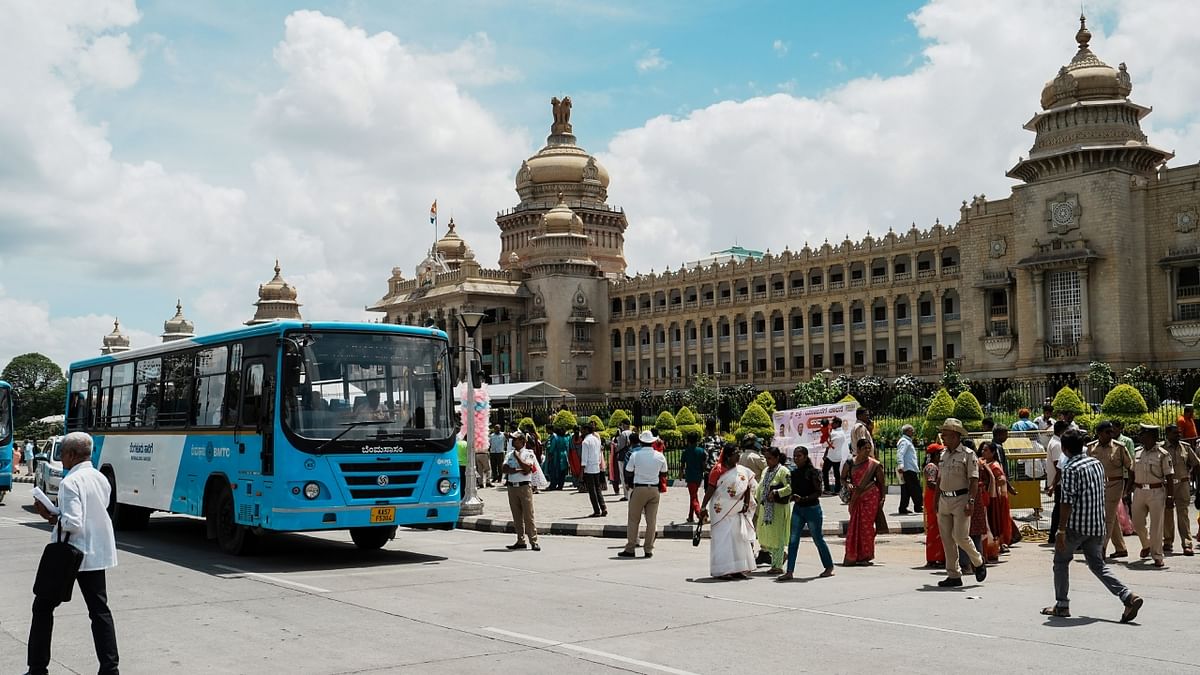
923, 443, 945, 567
843, 438, 885, 566
980, 442, 1012, 551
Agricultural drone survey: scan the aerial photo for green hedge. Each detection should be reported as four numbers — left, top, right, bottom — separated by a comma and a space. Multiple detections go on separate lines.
1051, 386, 1088, 415
924, 388, 955, 439
550, 409, 577, 430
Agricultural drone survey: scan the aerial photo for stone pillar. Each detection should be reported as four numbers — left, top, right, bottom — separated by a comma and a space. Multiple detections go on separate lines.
887, 295, 898, 377
783, 313, 793, 380
509, 327, 518, 377
1078, 266, 1091, 341
1031, 270, 1045, 348
843, 307, 853, 370
864, 300, 876, 375
934, 288, 945, 372
822, 305, 832, 371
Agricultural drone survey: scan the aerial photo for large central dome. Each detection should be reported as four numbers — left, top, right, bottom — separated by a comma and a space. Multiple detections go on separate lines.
514, 96, 610, 203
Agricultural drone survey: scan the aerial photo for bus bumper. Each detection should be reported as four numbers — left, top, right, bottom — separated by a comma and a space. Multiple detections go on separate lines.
264, 500, 461, 531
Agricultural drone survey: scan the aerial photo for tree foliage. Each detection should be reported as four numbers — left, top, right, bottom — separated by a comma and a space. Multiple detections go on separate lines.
607, 409, 631, 429
887, 393, 923, 418
663, 388, 685, 410
2, 353, 66, 429
791, 376, 839, 408
995, 388, 1027, 413
753, 390, 777, 416
939, 360, 971, 397
892, 373, 926, 399
1087, 361, 1115, 398
685, 374, 718, 414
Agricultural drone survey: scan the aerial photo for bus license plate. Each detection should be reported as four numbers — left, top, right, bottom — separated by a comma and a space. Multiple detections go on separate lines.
370, 507, 396, 524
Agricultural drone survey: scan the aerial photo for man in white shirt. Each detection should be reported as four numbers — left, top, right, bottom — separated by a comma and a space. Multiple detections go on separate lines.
580, 422, 607, 517
828, 418, 850, 500
618, 430, 669, 559
29, 432, 119, 675
502, 432, 540, 551
1045, 420, 1069, 540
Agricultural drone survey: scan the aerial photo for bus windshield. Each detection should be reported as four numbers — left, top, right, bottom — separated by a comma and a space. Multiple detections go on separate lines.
0, 387, 11, 445
282, 331, 453, 447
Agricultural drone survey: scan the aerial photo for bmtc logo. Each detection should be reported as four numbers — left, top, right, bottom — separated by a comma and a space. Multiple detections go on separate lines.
376, 474, 390, 487
205, 441, 215, 462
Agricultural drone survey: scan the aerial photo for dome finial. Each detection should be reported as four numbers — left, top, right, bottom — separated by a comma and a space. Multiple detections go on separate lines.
274, 259, 281, 276
1076, 13, 1091, 50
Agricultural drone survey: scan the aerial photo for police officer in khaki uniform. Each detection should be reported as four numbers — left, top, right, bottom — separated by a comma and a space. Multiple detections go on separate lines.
935, 418, 986, 587
1086, 421, 1132, 559
1161, 424, 1199, 556
1129, 424, 1174, 567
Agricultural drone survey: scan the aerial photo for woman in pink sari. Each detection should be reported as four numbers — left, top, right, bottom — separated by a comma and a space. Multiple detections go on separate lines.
843, 438, 885, 566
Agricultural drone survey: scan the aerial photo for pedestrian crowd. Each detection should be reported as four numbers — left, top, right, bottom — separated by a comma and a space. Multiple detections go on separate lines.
478, 402, 1199, 623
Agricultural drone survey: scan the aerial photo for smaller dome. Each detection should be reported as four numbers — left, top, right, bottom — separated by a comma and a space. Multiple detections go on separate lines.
259, 260, 298, 302
1040, 15, 1132, 110
101, 318, 131, 354
162, 300, 195, 342
541, 193, 584, 235
434, 218, 471, 260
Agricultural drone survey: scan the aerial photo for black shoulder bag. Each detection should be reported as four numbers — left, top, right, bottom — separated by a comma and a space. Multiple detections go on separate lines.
33, 522, 84, 602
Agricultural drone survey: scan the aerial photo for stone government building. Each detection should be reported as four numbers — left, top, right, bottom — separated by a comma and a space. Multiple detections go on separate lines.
368, 18, 1200, 403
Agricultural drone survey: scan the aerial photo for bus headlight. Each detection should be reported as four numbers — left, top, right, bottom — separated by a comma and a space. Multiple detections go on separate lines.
437, 478, 452, 495
303, 482, 321, 500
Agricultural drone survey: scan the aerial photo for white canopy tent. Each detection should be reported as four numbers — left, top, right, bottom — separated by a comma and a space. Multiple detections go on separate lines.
483, 381, 575, 407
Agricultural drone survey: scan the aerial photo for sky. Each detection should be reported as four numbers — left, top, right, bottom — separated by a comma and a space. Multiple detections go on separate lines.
2, 0, 1199, 371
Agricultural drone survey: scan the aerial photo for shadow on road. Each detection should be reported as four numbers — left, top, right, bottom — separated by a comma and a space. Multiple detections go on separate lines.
19, 514, 446, 577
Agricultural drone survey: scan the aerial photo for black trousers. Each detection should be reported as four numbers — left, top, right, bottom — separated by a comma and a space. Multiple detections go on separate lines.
489, 453, 504, 482
900, 470, 923, 512
822, 457, 841, 492
29, 569, 119, 675
1048, 485, 1062, 539
583, 472, 606, 514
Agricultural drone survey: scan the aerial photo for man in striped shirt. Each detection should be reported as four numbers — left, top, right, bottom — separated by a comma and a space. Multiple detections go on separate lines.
1043, 429, 1143, 622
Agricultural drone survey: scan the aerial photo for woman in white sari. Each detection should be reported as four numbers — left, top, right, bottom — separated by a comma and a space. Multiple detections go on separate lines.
703, 445, 759, 580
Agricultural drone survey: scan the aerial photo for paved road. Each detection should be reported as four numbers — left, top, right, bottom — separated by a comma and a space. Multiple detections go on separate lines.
2, 482, 1198, 674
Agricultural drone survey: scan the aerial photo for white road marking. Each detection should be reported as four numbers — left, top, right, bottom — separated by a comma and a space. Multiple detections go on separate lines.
116, 542, 144, 549
453, 558, 539, 574
705, 595, 997, 639
214, 564, 331, 593
483, 627, 701, 675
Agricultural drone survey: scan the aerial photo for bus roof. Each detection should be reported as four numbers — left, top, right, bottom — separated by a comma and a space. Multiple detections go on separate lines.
69, 320, 449, 370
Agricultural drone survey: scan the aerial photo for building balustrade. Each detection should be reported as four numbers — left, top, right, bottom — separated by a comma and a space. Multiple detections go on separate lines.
893, 272, 912, 281
1044, 341, 1079, 360
942, 265, 960, 276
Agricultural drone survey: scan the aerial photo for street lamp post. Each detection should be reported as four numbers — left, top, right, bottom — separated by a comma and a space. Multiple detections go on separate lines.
458, 308, 487, 516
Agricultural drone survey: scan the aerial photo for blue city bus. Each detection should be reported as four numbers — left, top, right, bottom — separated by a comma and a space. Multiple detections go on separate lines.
0, 380, 12, 502
65, 321, 461, 554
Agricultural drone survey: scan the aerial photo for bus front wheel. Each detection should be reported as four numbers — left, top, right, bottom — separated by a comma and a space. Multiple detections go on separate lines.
350, 526, 396, 551
209, 484, 258, 555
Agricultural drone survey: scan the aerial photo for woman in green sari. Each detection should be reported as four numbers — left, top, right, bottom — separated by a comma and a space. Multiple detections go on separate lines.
756, 447, 792, 574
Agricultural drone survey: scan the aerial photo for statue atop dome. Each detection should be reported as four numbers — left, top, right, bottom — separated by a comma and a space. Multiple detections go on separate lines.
551, 96, 573, 134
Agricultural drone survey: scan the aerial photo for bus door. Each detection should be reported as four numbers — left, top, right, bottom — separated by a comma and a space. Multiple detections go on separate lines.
235, 359, 272, 480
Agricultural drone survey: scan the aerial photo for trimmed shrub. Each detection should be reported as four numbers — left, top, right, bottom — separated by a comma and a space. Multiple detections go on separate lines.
736, 402, 774, 443
953, 391, 984, 423
1194, 386, 1200, 408
676, 406, 698, 426
1100, 383, 1151, 429
1051, 386, 1088, 415
924, 388, 956, 439
517, 416, 535, 431
551, 409, 577, 430
1127, 381, 1160, 411
654, 410, 678, 431
607, 409, 631, 429
588, 415, 605, 432
753, 391, 778, 416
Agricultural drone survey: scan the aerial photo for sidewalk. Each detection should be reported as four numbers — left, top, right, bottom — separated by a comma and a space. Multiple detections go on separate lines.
456, 480, 932, 539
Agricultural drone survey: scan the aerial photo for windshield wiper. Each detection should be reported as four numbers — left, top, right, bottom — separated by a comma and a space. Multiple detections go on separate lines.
313, 420, 395, 453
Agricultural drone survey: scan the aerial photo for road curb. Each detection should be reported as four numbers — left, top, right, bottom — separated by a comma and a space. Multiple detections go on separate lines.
456, 515, 926, 538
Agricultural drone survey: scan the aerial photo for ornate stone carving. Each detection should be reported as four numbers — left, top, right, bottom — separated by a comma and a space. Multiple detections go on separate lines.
1176, 208, 1197, 234
550, 96, 572, 134
989, 238, 1007, 258
1046, 192, 1081, 235
1116, 62, 1131, 89
582, 156, 599, 182
518, 160, 533, 184
984, 335, 1014, 357
1168, 321, 1200, 347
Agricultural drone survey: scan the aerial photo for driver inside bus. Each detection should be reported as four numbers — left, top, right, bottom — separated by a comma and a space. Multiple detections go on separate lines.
355, 389, 390, 422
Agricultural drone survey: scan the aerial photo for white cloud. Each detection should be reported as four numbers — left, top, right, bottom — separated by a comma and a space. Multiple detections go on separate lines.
601, 0, 1200, 273
635, 48, 667, 72
77, 33, 141, 89
0, 5, 527, 368
0, 286, 157, 370
772, 39, 789, 56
